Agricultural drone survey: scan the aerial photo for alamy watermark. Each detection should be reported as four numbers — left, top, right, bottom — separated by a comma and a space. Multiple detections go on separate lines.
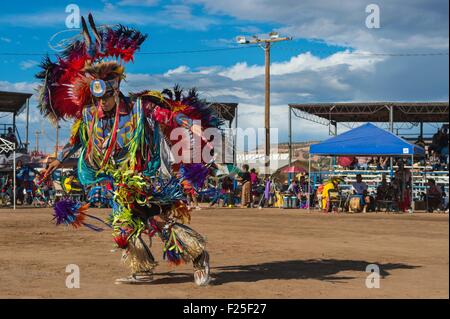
65, 264, 80, 288
168, 124, 279, 171
65, 4, 80, 29
365, 264, 380, 288
366, 4, 381, 29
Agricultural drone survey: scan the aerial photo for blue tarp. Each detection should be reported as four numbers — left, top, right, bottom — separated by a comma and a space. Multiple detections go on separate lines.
310, 123, 425, 156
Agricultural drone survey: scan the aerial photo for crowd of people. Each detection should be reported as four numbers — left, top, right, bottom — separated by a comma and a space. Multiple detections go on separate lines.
0, 160, 114, 208
0, 160, 55, 207
205, 165, 279, 209
317, 164, 448, 213
335, 126, 449, 172
1, 158, 448, 214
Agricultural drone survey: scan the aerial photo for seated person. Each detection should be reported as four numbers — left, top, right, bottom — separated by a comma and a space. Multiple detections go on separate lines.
6, 127, 17, 145
321, 178, 340, 212
351, 174, 373, 212
425, 179, 443, 212
376, 174, 389, 201
429, 150, 441, 170
376, 175, 399, 211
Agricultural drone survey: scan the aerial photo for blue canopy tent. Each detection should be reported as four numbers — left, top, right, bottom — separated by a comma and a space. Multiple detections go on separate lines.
310, 123, 425, 156
308, 123, 425, 212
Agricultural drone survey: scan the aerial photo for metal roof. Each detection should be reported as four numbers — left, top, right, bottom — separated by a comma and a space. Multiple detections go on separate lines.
0, 91, 33, 114
208, 102, 238, 123
289, 101, 449, 124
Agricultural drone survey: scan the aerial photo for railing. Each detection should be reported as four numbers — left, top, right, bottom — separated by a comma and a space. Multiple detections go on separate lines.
0, 123, 26, 151
310, 168, 449, 200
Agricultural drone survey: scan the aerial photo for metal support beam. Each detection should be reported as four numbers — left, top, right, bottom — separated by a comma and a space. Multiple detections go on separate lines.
264, 42, 270, 174
233, 107, 238, 166
288, 105, 292, 166
410, 154, 414, 213
25, 98, 30, 152
13, 150, 16, 210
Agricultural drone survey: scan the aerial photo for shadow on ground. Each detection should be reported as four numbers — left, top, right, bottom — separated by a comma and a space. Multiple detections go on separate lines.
150, 259, 419, 285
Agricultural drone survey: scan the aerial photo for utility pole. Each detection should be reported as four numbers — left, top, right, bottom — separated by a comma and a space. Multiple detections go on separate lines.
35, 130, 42, 153
237, 32, 292, 175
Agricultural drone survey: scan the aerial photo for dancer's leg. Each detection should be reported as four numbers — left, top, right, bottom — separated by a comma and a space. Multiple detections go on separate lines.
115, 235, 157, 284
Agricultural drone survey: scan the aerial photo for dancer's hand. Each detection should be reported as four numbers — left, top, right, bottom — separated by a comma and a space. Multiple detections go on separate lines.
43, 160, 61, 179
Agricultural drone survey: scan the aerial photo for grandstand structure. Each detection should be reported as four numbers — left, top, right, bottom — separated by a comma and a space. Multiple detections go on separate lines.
0, 91, 32, 153
208, 102, 238, 164
288, 101, 449, 212
0, 91, 32, 210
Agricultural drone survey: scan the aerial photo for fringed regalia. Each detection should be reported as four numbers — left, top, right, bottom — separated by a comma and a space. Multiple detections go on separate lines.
36, 14, 218, 285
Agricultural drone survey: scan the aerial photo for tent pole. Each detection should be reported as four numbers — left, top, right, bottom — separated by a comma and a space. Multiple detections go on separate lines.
425, 161, 429, 212
13, 150, 16, 211
410, 154, 414, 213
389, 105, 394, 178
288, 105, 292, 167
308, 155, 311, 212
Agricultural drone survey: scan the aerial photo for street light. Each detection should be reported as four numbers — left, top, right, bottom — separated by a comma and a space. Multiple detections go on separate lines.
236, 36, 248, 44
269, 31, 279, 39
236, 32, 292, 175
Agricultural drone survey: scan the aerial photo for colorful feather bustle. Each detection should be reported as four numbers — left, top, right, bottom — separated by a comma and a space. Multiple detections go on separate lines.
53, 199, 88, 227
179, 163, 209, 189
53, 199, 107, 231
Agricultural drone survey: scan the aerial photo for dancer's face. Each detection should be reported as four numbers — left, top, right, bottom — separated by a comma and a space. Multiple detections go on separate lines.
96, 90, 117, 112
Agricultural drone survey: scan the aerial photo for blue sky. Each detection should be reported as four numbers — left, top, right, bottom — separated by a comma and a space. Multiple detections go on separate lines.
0, 0, 448, 153
0, 1, 346, 81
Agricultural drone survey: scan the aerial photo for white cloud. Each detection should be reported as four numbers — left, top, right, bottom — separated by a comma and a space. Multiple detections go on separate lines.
19, 60, 39, 70
118, 0, 159, 6
191, 0, 449, 52
0, 3, 220, 31
164, 65, 190, 76
0, 80, 37, 94
0, 37, 11, 43
219, 50, 384, 81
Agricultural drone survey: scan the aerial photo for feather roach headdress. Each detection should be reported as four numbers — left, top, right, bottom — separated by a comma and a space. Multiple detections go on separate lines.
35, 13, 147, 124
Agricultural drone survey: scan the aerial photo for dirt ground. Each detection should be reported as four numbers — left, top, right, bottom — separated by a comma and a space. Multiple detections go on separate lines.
0, 206, 448, 299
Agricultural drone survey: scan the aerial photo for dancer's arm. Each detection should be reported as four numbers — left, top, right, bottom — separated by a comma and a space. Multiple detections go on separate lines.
45, 120, 82, 178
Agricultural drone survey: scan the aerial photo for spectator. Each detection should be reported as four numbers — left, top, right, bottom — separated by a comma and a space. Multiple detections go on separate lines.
352, 174, 368, 195
415, 135, 426, 150
425, 179, 443, 212
237, 164, 251, 208
356, 157, 369, 170
222, 176, 234, 206
6, 127, 17, 145
439, 127, 449, 164
298, 175, 308, 193
250, 168, 258, 185
429, 150, 441, 170
376, 174, 389, 201
287, 179, 299, 195
321, 178, 340, 213
351, 173, 373, 212
395, 160, 412, 212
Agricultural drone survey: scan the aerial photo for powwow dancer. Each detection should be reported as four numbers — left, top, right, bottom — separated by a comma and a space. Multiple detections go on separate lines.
39, 14, 220, 285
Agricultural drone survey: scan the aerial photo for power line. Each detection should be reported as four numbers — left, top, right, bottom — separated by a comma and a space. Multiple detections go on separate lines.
0, 46, 448, 57
0, 45, 260, 57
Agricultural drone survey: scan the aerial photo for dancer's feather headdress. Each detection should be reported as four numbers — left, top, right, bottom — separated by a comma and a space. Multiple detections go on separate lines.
35, 14, 147, 123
